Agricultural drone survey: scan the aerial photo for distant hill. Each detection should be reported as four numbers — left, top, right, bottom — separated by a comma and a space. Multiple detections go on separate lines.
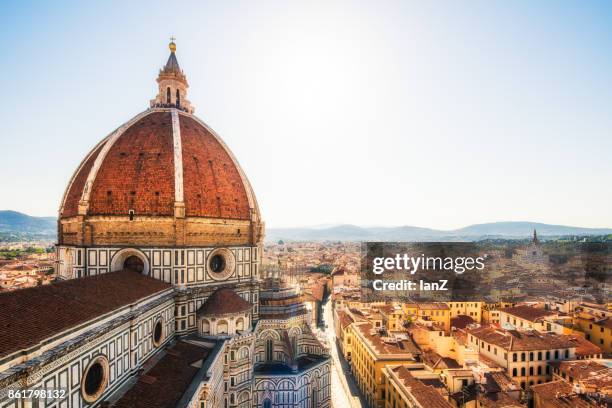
266, 222, 612, 242
453, 221, 612, 237
2, 211, 610, 243
0, 211, 56, 234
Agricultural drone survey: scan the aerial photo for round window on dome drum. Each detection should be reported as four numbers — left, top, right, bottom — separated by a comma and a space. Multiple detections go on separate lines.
210, 254, 226, 273
206, 248, 235, 281
124, 255, 144, 273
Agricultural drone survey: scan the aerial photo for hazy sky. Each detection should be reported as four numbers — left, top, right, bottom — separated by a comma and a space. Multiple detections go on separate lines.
0, 1, 611, 229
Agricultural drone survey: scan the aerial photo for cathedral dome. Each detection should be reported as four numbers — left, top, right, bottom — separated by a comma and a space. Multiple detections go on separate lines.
60, 111, 256, 220
58, 43, 263, 248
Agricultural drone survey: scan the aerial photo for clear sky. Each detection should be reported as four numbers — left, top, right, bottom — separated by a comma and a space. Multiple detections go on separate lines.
0, 1, 611, 229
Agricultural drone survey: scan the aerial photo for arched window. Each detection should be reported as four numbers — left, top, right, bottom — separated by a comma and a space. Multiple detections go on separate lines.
236, 318, 244, 332
123, 255, 143, 273
263, 399, 272, 408
311, 386, 318, 408
218, 320, 228, 334
512, 368, 517, 377
201, 320, 210, 333
266, 338, 273, 361
176, 89, 181, 107
166, 87, 171, 104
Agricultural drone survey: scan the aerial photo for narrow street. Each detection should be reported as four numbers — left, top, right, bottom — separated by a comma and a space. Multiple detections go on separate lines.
321, 297, 366, 408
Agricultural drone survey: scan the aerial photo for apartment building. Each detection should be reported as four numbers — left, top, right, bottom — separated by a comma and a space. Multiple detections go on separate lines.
446, 301, 483, 322
498, 305, 559, 331
574, 314, 612, 354
417, 303, 451, 332
467, 326, 576, 390
349, 322, 421, 407
382, 365, 452, 408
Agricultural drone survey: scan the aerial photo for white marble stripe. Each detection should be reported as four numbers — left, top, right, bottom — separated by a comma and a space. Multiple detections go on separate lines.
171, 109, 184, 203
59, 133, 113, 215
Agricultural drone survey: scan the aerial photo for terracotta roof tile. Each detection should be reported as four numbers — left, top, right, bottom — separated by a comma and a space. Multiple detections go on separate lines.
451, 314, 476, 329
354, 323, 420, 356
0, 271, 171, 359
61, 111, 253, 220
531, 380, 595, 407
467, 326, 575, 351
180, 116, 250, 219
477, 392, 524, 408
566, 334, 602, 357
500, 305, 556, 322
114, 341, 210, 408
418, 303, 450, 310
392, 366, 453, 408
336, 310, 354, 330
421, 350, 461, 369
197, 288, 252, 316
89, 112, 175, 215
553, 360, 612, 385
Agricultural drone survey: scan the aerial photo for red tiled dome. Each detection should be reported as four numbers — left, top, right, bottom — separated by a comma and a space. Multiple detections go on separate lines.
197, 288, 252, 316
60, 109, 257, 221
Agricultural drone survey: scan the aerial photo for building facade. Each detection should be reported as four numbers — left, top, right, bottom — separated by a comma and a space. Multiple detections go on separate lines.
467, 326, 575, 391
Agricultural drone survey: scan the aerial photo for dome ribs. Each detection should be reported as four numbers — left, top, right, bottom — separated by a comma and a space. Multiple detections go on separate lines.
61, 142, 106, 217
88, 112, 175, 216
180, 116, 250, 219
61, 110, 253, 224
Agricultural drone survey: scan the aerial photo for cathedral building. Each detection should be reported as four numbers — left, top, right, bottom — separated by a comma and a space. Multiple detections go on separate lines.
518, 229, 547, 265
0, 41, 330, 408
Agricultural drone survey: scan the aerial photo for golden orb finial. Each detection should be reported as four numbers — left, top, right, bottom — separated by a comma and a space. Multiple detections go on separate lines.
169, 36, 176, 52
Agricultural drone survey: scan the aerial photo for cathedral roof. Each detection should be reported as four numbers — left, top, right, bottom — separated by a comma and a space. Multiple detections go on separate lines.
0, 271, 171, 359
114, 341, 213, 408
59, 110, 257, 220
197, 288, 252, 316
